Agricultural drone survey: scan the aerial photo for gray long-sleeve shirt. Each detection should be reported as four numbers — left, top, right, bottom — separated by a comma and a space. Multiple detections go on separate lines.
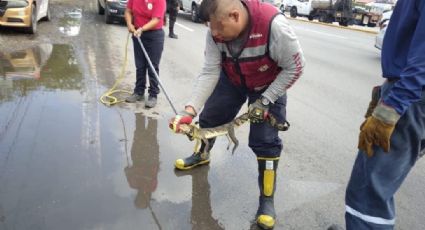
186, 14, 305, 113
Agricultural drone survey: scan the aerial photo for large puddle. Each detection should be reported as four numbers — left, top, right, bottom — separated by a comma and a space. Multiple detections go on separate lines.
0, 44, 230, 230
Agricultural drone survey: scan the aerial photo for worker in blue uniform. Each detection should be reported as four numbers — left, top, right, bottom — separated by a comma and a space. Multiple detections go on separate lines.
345, 0, 425, 229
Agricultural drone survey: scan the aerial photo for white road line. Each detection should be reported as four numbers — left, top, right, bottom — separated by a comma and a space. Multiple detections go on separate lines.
294, 26, 347, 39
175, 22, 194, 32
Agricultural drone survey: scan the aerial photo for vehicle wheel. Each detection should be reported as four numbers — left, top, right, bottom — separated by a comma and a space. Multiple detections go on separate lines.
105, 6, 113, 24
26, 4, 37, 34
318, 13, 328, 23
279, 4, 285, 13
290, 7, 297, 18
191, 4, 200, 23
339, 20, 348, 26
367, 22, 376, 27
308, 15, 314, 21
98, 0, 105, 15
353, 19, 361, 25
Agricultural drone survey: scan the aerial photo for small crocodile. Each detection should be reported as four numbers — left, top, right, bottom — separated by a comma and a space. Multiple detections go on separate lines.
178, 113, 290, 155
179, 113, 250, 155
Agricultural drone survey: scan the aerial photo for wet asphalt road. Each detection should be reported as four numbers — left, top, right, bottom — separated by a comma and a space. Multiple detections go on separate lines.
1, 0, 425, 230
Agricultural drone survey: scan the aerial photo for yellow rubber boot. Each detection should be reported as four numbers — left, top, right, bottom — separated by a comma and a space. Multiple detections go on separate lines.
256, 158, 279, 229
175, 151, 210, 170
175, 138, 215, 170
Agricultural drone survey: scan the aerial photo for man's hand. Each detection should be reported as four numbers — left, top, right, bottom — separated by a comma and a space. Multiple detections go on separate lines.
169, 108, 196, 133
248, 98, 269, 123
358, 103, 400, 157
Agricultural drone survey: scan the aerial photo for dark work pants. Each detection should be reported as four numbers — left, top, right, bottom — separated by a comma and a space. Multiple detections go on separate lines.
345, 81, 425, 229
199, 71, 287, 158
132, 29, 164, 97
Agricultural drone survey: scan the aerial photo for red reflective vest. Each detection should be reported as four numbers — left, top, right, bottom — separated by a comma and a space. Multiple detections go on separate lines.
214, 0, 282, 91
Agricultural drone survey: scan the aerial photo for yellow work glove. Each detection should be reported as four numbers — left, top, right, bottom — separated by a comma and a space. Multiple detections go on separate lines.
358, 102, 400, 157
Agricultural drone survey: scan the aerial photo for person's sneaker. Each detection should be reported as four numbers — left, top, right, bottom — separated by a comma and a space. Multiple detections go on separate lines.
169, 33, 178, 39
125, 93, 144, 103
175, 152, 210, 170
145, 95, 157, 108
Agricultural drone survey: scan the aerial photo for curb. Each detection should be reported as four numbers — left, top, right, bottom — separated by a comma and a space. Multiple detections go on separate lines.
286, 16, 379, 35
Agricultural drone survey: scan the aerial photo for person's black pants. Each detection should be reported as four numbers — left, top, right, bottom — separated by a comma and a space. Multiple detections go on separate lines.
168, 7, 178, 25
132, 29, 164, 97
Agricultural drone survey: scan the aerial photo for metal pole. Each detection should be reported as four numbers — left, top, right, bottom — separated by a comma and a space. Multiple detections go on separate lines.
136, 36, 178, 115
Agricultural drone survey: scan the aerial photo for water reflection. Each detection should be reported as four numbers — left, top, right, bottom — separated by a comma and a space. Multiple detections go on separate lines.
125, 114, 161, 215
0, 44, 52, 80
0, 44, 81, 102
59, 8, 82, 37
0, 44, 52, 101
175, 167, 223, 230
124, 114, 222, 229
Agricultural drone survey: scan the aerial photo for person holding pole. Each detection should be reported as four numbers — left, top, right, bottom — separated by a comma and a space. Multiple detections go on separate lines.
125, 0, 166, 108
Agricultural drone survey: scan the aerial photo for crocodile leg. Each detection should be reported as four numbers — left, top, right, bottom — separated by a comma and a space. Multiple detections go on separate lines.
228, 125, 239, 154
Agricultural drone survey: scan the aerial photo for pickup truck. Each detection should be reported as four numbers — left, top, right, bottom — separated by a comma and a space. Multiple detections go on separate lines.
287, 0, 352, 26
285, 0, 315, 20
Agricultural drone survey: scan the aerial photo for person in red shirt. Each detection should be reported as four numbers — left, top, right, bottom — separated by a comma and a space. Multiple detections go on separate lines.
125, 0, 166, 108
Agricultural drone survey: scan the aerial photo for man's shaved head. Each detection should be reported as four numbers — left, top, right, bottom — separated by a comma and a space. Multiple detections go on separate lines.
199, 0, 249, 41
199, 0, 244, 21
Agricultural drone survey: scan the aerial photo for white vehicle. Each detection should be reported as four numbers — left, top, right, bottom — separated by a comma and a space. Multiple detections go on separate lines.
263, 0, 287, 12
178, 0, 203, 22
280, 0, 299, 12
288, 0, 313, 20
375, 10, 392, 50
277, 0, 288, 12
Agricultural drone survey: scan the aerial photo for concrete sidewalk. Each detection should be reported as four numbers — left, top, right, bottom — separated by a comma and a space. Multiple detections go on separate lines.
284, 13, 380, 34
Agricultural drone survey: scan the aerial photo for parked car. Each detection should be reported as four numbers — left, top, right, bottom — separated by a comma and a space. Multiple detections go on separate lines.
375, 10, 392, 50
178, 0, 202, 22
0, 0, 50, 34
98, 0, 127, 24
